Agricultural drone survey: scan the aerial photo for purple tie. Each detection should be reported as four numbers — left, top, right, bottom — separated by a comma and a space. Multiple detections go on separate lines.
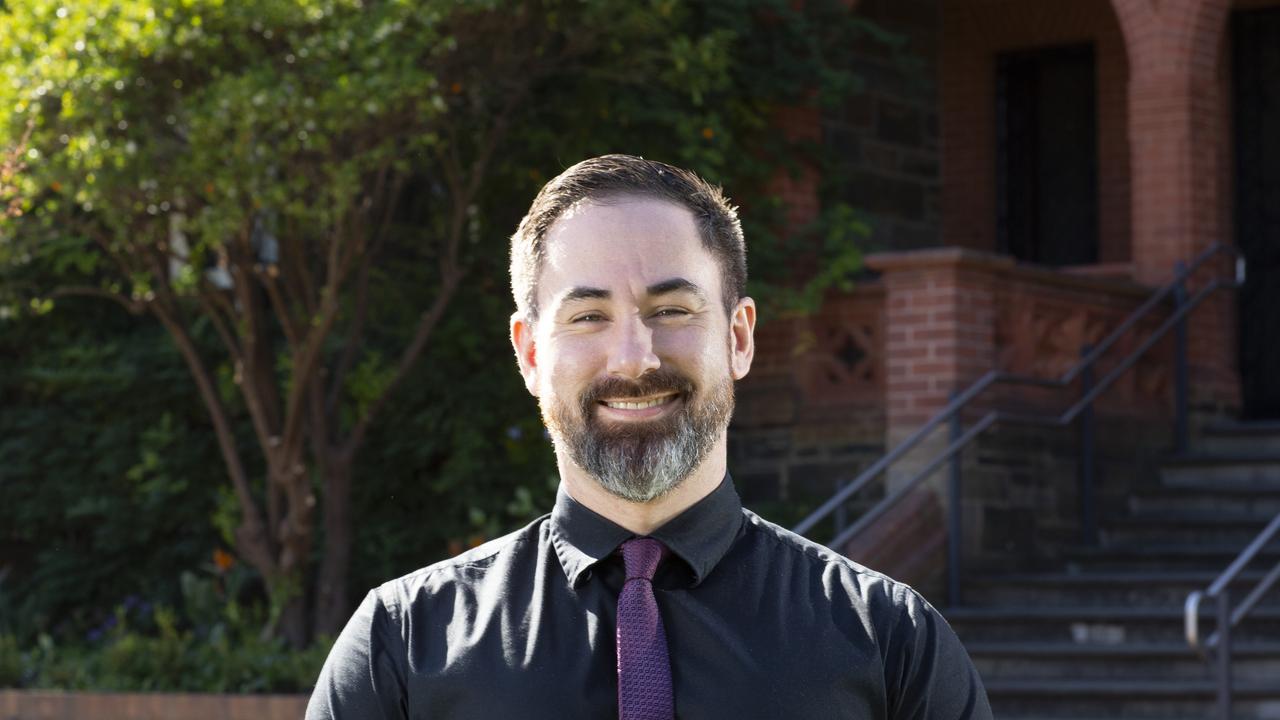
617, 538, 674, 720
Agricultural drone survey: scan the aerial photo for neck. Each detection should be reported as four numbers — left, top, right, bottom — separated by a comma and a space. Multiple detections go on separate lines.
558, 436, 728, 536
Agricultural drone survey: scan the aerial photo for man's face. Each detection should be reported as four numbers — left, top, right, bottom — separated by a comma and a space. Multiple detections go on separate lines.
511, 196, 755, 503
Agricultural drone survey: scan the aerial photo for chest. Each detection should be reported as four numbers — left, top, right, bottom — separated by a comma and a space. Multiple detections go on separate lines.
401, 587, 885, 719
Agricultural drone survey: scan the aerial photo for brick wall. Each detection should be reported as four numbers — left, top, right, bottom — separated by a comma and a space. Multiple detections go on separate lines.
0, 691, 307, 720
940, 0, 1132, 264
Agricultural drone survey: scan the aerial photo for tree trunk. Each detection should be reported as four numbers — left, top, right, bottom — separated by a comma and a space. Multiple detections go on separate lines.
277, 589, 309, 649
314, 453, 354, 637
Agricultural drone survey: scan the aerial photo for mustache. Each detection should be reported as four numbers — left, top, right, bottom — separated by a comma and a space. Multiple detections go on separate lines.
580, 369, 695, 407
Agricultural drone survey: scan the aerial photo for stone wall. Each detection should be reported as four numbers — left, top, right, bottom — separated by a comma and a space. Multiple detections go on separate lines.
823, 0, 941, 253
731, 287, 887, 528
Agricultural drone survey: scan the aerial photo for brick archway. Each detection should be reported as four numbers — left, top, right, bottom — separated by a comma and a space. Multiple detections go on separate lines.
1109, 0, 1232, 281
1108, 0, 1238, 412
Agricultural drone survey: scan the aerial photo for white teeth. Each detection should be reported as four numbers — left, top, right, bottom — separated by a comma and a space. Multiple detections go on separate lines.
604, 396, 674, 410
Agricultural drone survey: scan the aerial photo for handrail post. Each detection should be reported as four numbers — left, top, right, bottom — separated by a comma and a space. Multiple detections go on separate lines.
948, 392, 963, 607
1174, 261, 1190, 455
1216, 589, 1232, 720
834, 476, 847, 540
1079, 344, 1098, 546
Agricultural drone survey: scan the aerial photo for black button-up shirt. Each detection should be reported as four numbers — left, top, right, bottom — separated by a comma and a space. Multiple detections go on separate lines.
307, 476, 991, 719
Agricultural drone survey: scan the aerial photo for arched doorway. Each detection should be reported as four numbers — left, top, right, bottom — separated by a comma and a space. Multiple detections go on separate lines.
1233, 5, 1280, 419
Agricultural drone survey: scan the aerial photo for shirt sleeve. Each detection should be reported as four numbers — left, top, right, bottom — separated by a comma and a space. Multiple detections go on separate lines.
306, 588, 408, 720
882, 585, 993, 720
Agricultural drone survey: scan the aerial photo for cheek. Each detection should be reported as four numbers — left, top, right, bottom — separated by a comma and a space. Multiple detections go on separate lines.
655, 326, 728, 374
539, 336, 602, 393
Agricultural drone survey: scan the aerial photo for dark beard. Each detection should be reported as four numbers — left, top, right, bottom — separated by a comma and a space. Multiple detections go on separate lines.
546, 367, 734, 503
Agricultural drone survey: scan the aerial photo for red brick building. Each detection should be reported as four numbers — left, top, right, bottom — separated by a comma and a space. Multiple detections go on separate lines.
734, 0, 1279, 590
732, 1, 1280, 712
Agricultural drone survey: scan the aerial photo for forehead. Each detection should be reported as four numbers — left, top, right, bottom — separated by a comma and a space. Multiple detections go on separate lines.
538, 196, 720, 304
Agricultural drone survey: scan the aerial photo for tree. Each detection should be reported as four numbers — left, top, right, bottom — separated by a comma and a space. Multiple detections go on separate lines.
2, 0, 888, 645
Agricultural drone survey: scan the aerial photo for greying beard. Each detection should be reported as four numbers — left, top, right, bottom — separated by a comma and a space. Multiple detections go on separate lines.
546, 369, 734, 503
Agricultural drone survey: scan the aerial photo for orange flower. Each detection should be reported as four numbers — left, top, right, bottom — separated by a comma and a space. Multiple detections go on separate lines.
701, 127, 715, 139
450, 82, 463, 95
49, 181, 62, 192
213, 548, 235, 572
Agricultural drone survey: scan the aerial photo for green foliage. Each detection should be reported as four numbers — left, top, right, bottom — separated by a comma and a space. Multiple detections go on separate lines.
0, 635, 21, 686
1, 570, 330, 692
0, 0, 894, 663
0, 291, 229, 642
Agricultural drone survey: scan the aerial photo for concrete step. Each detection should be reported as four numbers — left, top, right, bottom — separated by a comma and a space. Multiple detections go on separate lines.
1101, 509, 1275, 546
969, 640, 1280, 682
1200, 421, 1280, 455
963, 570, 1274, 607
1161, 454, 1280, 487
1061, 543, 1280, 572
1130, 483, 1280, 515
986, 679, 1280, 720
945, 605, 1280, 644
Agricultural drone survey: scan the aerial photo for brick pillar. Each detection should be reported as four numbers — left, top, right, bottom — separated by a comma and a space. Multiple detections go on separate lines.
1110, 0, 1238, 414
867, 248, 1004, 449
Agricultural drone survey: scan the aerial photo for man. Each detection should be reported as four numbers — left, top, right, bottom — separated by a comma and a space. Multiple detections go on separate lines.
307, 155, 992, 719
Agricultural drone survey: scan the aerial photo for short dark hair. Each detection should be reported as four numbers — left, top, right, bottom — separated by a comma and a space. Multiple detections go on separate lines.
509, 154, 746, 321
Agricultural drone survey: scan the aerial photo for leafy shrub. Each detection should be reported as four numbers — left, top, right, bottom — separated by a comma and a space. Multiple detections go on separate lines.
3, 571, 331, 693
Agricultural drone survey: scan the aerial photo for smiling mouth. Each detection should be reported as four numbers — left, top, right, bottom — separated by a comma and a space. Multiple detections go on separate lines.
599, 393, 680, 411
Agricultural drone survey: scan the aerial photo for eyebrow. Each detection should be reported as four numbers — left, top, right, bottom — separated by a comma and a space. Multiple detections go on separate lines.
559, 277, 709, 306
647, 277, 708, 302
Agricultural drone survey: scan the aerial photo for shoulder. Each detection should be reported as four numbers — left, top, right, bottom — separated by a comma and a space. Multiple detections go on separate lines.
740, 508, 920, 605
738, 512, 991, 718
370, 513, 550, 616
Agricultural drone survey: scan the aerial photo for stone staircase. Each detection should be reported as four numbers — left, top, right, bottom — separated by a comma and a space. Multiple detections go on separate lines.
947, 422, 1280, 719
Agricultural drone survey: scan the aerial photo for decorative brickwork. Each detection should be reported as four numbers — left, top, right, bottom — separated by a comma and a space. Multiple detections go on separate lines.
731, 287, 887, 522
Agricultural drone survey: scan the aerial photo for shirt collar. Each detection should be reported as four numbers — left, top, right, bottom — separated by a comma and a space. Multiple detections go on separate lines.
549, 474, 744, 588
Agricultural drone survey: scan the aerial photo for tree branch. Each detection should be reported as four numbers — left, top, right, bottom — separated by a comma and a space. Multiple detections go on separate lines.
48, 286, 147, 315
148, 298, 276, 578
341, 267, 462, 459
325, 256, 371, 419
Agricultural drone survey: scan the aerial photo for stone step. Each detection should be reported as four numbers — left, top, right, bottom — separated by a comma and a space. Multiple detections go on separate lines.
969, 640, 1280, 681
1101, 510, 1274, 546
1130, 484, 1280, 515
1160, 455, 1280, 487
986, 679, 1280, 720
945, 605, 1280, 643
1061, 543, 1280, 572
1200, 421, 1280, 455
963, 570, 1274, 607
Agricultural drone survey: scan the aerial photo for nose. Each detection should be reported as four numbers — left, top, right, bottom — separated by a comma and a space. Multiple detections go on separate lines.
606, 314, 660, 379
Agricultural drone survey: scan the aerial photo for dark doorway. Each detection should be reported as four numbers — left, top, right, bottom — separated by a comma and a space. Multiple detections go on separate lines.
1234, 8, 1280, 419
996, 44, 1100, 266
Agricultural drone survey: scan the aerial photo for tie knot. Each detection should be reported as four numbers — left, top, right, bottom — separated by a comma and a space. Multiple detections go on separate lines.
621, 537, 667, 581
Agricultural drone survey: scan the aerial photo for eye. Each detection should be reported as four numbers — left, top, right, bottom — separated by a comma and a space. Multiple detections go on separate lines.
652, 307, 690, 319
570, 312, 606, 323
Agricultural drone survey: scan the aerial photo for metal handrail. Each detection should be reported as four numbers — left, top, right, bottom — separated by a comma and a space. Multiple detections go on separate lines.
1185, 512, 1280, 720
822, 278, 1233, 550
792, 242, 1240, 608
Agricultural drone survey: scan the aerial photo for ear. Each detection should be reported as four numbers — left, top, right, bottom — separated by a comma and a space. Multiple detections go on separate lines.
729, 296, 756, 380
510, 312, 539, 396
